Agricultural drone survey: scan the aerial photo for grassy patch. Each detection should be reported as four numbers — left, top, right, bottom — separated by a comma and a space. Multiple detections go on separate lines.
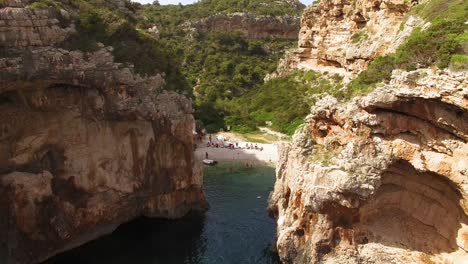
398, 16, 409, 32
412, 0, 465, 20
27, 0, 62, 10
450, 54, 468, 71
309, 144, 341, 167
304, 71, 320, 81
351, 30, 368, 44
236, 132, 284, 144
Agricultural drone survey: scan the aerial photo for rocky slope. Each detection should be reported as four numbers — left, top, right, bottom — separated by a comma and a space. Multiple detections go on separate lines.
272, 0, 422, 79
268, 0, 468, 263
0, 1, 207, 263
185, 12, 300, 40
269, 68, 468, 263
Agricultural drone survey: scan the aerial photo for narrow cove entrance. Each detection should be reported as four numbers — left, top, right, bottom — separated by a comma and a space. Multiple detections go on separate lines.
45, 164, 280, 264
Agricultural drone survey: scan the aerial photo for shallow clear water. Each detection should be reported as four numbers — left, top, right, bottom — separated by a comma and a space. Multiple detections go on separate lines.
45, 164, 280, 264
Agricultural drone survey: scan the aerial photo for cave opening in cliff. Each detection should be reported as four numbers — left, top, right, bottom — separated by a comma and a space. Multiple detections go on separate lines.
354, 160, 468, 255
0, 91, 18, 106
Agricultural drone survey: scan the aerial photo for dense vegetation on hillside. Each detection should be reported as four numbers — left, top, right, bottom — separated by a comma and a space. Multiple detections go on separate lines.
25, 0, 465, 136
189, 34, 294, 132
139, 0, 466, 135
225, 71, 344, 135
22, 0, 305, 134
227, 0, 467, 135
143, 0, 304, 21
138, 0, 304, 133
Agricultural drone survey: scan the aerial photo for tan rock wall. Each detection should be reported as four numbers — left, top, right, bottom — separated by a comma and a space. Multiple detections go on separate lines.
271, 0, 422, 79
0, 2, 207, 264
0, 6, 74, 47
268, 69, 468, 263
185, 12, 300, 40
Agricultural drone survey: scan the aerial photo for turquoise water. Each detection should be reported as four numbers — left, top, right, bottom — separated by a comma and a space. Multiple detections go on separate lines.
45, 164, 280, 264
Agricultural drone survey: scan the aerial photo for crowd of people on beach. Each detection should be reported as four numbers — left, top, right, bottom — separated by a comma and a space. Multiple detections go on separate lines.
198, 133, 276, 164
205, 141, 264, 151
203, 133, 264, 151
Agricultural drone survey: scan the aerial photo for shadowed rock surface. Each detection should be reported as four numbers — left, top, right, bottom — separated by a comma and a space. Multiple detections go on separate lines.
0, 1, 208, 263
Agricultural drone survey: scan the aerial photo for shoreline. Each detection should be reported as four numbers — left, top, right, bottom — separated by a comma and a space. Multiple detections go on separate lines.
195, 139, 279, 166
206, 159, 277, 168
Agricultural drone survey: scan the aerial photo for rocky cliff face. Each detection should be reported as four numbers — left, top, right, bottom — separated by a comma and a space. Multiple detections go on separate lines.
0, 1, 207, 263
268, 69, 468, 263
272, 0, 421, 79
268, 1, 468, 262
185, 12, 300, 40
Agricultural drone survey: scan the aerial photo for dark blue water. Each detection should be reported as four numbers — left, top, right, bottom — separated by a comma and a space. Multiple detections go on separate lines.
45, 164, 280, 264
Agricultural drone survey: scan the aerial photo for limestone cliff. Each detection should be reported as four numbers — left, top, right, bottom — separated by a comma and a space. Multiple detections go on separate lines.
185, 12, 300, 40
272, 0, 421, 79
268, 0, 468, 262
268, 69, 468, 263
0, 1, 207, 263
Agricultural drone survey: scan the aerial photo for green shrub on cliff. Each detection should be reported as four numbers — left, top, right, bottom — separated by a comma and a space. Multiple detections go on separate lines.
27, 0, 61, 10
349, 0, 467, 94
348, 55, 396, 96
413, 0, 465, 20
450, 54, 468, 71
351, 30, 368, 44
395, 16, 466, 69
61, 0, 190, 94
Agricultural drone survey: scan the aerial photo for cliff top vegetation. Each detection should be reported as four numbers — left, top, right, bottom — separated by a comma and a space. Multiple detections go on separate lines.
138, 0, 304, 133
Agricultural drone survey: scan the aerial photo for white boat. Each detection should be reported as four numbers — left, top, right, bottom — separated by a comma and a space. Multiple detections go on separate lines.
203, 159, 218, 166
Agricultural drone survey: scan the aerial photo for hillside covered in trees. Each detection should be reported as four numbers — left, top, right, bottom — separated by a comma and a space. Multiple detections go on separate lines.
136, 0, 305, 133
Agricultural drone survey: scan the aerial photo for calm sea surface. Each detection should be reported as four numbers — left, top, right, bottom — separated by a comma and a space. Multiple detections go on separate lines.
45, 164, 280, 264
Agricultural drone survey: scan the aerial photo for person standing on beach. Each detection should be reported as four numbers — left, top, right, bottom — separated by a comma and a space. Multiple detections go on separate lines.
205, 152, 209, 159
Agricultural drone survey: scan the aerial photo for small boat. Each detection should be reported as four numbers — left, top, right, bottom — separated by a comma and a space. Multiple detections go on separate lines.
203, 159, 218, 166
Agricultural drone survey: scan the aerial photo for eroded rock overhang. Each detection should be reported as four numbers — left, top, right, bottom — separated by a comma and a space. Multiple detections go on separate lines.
268, 69, 468, 263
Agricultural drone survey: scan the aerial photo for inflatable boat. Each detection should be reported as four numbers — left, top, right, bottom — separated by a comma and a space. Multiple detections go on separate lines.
203, 159, 218, 166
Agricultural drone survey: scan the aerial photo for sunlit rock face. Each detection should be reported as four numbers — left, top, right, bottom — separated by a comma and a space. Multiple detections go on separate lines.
268, 69, 468, 263
185, 12, 300, 40
271, 0, 421, 80
0, 1, 207, 263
